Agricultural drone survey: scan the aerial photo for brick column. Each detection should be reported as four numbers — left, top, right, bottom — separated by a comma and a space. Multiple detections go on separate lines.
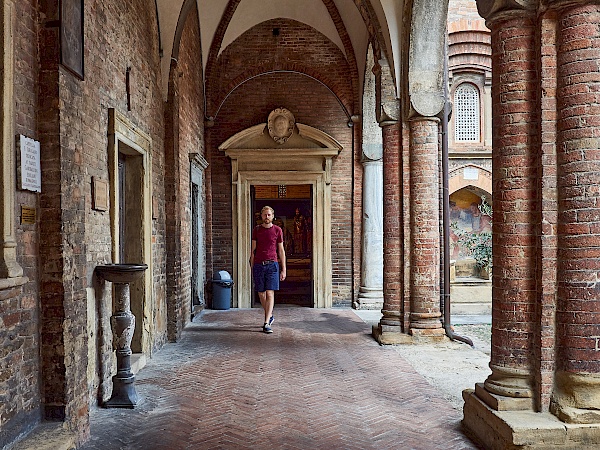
408, 117, 444, 337
373, 120, 404, 343
551, 3, 600, 423
479, 14, 538, 405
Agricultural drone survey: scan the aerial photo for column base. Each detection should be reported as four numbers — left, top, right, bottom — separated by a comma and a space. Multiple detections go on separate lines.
354, 287, 384, 310
353, 300, 383, 310
409, 327, 447, 343
372, 323, 412, 345
463, 389, 600, 449
551, 401, 600, 425
474, 383, 533, 411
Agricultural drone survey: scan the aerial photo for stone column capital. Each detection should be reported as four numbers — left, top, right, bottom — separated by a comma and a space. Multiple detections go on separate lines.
476, 0, 537, 26
541, 0, 600, 11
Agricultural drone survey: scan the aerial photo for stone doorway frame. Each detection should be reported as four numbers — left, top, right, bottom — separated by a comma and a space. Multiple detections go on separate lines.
220, 122, 342, 309
108, 108, 153, 355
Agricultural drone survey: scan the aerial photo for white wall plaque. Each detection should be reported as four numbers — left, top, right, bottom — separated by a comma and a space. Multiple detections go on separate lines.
463, 167, 479, 180
19, 135, 41, 192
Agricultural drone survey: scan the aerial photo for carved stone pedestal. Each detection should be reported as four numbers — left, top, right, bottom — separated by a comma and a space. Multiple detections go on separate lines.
96, 264, 148, 408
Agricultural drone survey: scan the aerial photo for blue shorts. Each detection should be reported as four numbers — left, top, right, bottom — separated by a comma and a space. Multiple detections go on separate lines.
253, 261, 280, 292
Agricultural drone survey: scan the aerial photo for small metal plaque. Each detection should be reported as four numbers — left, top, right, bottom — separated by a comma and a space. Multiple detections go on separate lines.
21, 206, 36, 224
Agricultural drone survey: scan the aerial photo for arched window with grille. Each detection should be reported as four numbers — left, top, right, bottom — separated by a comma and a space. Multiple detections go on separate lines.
454, 83, 480, 142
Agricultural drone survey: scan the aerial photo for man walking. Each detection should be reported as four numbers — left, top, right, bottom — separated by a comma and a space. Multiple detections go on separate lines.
250, 205, 286, 333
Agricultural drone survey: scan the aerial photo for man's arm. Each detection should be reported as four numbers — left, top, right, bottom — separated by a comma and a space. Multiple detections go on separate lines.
250, 240, 256, 267
277, 241, 286, 281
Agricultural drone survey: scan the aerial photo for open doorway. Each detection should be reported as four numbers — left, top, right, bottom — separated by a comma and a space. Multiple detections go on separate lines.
108, 108, 153, 356
190, 159, 208, 318
251, 184, 313, 307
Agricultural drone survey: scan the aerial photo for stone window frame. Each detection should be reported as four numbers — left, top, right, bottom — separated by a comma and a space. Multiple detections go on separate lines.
453, 82, 481, 143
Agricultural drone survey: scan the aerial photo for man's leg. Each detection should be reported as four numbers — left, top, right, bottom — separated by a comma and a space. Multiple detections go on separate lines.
258, 290, 274, 333
258, 290, 274, 323
263, 290, 274, 324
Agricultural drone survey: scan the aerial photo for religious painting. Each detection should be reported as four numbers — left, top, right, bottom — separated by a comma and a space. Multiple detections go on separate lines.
60, 0, 84, 79
449, 189, 491, 261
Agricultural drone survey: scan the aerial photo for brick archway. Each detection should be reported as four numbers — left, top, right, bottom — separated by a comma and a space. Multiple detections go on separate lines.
449, 164, 492, 196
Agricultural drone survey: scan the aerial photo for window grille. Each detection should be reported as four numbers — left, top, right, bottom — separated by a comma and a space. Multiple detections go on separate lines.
454, 83, 480, 142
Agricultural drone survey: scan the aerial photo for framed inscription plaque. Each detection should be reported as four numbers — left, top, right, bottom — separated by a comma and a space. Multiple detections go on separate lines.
60, 0, 84, 79
92, 177, 108, 211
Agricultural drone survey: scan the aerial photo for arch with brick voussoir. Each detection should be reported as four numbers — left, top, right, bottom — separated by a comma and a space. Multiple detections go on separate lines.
205, 20, 358, 119
202, 0, 362, 109
209, 69, 354, 123
448, 164, 492, 197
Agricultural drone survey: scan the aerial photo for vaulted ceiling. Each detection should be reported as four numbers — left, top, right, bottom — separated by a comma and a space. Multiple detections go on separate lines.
155, 0, 404, 101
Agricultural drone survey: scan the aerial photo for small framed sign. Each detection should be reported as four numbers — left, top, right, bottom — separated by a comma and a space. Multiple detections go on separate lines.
92, 177, 108, 211
19, 135, 41, 192
21, 206, 36, 225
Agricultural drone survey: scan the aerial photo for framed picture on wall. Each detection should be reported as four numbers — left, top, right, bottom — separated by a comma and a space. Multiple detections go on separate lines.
60, 0, 84, 79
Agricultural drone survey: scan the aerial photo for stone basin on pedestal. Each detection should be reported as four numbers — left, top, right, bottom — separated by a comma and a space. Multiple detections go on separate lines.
96, 263, 148, 408
96, 263, 148, 283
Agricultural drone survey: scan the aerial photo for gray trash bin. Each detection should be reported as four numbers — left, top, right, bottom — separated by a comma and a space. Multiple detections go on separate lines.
212, 270, 233, 310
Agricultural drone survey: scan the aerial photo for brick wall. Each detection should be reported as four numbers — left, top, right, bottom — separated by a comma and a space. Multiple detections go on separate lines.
207, 72, 355, 305
206, 19, 355, 119
82, 0, 166, 399
165, 6, 205, 340
31, 0, 167, 443
205, 19, 357, 306
0, 0, 43, 446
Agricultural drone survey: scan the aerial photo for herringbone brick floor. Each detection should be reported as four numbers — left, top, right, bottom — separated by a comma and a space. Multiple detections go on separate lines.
81, 308, 480, 450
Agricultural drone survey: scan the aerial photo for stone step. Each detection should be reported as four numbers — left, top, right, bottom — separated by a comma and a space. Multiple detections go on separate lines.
10, 423, 76, 450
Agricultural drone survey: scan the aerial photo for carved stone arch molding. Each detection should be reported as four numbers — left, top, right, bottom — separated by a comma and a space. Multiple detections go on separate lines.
219, 108, 342, 308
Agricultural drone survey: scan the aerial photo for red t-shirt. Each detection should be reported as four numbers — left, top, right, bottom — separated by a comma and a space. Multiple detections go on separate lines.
252, 225, 283, 263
